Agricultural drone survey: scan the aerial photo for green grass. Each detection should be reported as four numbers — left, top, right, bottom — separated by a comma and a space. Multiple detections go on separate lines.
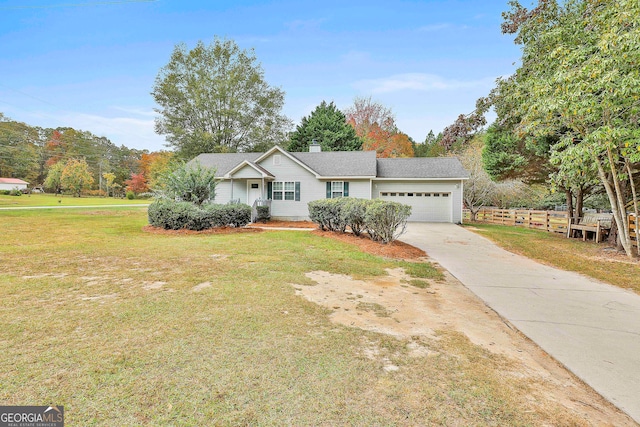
0, 209, 590, 425
406, 279, 431, 289
466, 223, 640, 293
0, 193, 151, 207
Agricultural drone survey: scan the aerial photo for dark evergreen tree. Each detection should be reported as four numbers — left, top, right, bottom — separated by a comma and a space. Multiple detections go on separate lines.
287, 101, 362, 152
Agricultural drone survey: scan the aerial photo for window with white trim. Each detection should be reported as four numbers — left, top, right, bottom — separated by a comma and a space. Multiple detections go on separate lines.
272, 181, 295, 201
331, 181, 344, 198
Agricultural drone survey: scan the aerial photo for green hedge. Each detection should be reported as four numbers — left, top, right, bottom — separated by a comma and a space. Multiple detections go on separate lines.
308, 198, 411, 243
148, 200, 251, 230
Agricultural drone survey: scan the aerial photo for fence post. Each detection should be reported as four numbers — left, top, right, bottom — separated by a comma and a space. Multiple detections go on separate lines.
546, 211, 550, 232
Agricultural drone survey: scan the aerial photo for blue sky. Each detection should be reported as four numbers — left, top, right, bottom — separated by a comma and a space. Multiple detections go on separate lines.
0, 0, 522, 152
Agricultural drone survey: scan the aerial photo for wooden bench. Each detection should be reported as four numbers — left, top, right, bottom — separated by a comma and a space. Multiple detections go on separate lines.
567, 213, 613, 243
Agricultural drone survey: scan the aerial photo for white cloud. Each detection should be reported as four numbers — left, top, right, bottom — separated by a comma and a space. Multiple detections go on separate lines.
353, 73, 496, 94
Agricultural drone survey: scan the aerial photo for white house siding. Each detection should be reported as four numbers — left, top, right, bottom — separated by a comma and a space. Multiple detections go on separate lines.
214, 181, 231, 203
0, 183, 27, 191
372, 180, 464, 223
232, 166, 263, 179
257, 153, 320, 219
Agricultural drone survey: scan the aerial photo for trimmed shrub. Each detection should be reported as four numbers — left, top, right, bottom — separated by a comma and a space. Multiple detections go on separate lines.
126, 191, 136, 200
309, 198, 412, 243
308, 198, 349, 232
148, 200, 251, 230
9, 189, 22, 196
365, 199, 411, 244
224, 203, 252, 227
256, 205, 270, 223
341, 198, 369, 236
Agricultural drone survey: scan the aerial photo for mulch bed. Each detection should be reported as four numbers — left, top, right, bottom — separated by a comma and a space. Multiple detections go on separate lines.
312, 229, 426, 260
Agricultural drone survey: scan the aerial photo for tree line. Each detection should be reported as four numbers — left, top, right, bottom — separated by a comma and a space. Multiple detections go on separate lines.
0, 113, 173, 196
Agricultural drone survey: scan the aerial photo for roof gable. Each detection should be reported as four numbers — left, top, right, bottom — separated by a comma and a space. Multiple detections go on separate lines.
226, 160, 274, 178
255, 145, 320, 176
191, 152, 261, 177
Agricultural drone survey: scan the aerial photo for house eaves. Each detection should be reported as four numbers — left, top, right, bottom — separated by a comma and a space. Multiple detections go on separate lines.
254, 145, 320, 177
224, 160, 275, 179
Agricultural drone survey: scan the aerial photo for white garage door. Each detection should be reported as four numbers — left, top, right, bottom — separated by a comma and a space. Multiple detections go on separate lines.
380, 191, 452, 222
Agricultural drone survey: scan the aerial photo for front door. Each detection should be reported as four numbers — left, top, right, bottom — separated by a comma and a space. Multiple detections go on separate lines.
247, 180, 262, 206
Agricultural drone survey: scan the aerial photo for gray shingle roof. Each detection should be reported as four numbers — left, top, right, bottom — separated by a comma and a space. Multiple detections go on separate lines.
191, 150, 468, 179
290, 151, 377, 177
376, 157, 469, 179
191, 153, 261, 176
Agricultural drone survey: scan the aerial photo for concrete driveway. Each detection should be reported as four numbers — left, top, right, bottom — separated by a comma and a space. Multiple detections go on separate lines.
402, 223, 640, 423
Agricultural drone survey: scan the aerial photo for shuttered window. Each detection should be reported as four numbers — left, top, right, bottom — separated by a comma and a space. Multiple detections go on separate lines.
326, 181, 349, 198
269, 181, 300, 201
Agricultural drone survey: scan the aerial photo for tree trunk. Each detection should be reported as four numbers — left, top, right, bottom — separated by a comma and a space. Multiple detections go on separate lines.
470, 206, 480, 222
576, 187, 584, 217
595, 149, 632, 258
565, 188, 574, 219
625, 161, 638, 257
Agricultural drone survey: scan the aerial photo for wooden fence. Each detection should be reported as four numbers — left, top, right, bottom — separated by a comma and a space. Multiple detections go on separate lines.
464, 208, 638, 247
463, 208, 570, 234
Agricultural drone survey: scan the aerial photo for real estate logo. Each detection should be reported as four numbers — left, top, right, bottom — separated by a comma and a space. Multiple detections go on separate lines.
0, 406, 64, 427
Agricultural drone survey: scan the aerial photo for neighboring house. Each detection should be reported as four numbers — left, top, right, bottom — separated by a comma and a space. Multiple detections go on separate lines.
192, 144, 469, 223
0, 178, 29, 192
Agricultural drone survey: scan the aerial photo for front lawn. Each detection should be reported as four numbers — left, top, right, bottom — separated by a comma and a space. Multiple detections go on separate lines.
0, 193, 151, 207
466, 223, 640, 293
0, 209, 605, 425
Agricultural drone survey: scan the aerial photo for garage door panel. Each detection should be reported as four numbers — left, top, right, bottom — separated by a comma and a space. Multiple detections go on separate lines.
380, 191, 452, 222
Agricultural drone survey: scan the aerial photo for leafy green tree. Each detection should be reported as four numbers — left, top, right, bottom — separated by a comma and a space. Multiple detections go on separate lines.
287, 101, 362, 152
496, 0, 640, 257
152, 38, 291, 158
414, 130, 445, 157
158, 161, 218, 206
61, 158, 94, 197
0, 114, 43, 182
482, 123, 554, 185
44, 161, 65, 194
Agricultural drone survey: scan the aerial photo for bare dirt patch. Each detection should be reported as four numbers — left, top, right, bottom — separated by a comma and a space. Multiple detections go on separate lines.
142, 225, 263, 235
295, 268, 636, 426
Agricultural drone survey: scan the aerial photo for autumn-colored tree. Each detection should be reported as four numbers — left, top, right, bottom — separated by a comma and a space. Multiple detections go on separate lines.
102, 172, 116, 197
44, 131, 66, 167
344, 96, 396, 139
60, 158, 94, 197
125, 173, 149, 194
140, 151, 175, 189
44, 161, 65, 194
439, 109, 487, 151
361, 124, 414, 158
